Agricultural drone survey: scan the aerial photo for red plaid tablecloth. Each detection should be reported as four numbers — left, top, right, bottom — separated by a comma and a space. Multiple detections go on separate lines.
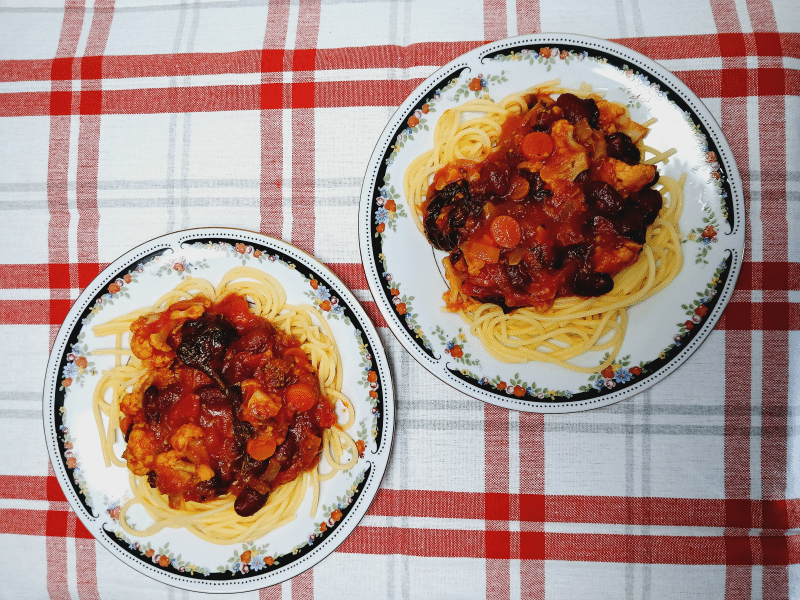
1, 1, 798, 598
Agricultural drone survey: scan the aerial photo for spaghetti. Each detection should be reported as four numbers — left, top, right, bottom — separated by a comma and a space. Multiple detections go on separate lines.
90, 267, 358, 544
404, 81, 684, 372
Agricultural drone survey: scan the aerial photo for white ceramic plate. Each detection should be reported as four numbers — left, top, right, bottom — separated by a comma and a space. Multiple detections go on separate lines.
43, 228, 394, 592
359, 34, 744, 413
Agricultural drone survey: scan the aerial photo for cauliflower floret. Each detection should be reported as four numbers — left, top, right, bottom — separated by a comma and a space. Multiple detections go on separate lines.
122, 424, 159, 476
240, 379, 283, 423
169, 303, 205, 321
541, 120, 589, 186
593, 157, 656, 196
170, 423, 204, 452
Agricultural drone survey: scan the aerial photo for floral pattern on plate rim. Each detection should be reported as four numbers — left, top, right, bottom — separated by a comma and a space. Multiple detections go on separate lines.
371, 45, 735, 402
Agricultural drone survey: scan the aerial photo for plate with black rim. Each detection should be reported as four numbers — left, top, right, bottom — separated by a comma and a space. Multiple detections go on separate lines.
42, 228, 394, 592
358, 34, 744, 413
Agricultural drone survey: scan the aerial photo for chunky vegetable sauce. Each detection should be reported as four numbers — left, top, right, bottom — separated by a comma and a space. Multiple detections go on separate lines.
120, 294, 336, 517
423, 92, 663, 312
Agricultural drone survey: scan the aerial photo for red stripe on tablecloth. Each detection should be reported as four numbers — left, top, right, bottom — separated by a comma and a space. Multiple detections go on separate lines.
6, 298, 796, 330
74, 5, 115, 597
337, 526, 797, 564
710, 0, 758, 581
292, 568, 314, 600
47, 0, 85, 356
484, 403, 510, 599
76, 536, 100, 600
46, 7, 86, 596
0, 475, 50, 501
0, 508, 94, 539
484, 0, 507, 42
2, 68, 796, 118
366, 489, 800, 529
3, 35, 799, 82
5, 480, 800, 526
74, 0, 114, 297
259, 584, 283, 600
676, 68, 796, 98
289, 0, 322, 256
749, 4, 790, 598
258, 0, 290, 240
0, 42, 479, 82
519, 413, 545, 598
515, 0, 540, 36
2, 261, 795, 292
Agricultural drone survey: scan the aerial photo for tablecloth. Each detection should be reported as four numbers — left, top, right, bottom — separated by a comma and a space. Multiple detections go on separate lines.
1, 0, 798, 598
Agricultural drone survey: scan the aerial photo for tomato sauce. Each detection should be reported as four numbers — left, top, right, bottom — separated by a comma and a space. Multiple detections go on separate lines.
422, 92, 663, 312
120, 293, 337, 516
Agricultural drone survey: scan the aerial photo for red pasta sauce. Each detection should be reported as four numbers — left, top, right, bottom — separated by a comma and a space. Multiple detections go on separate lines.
119, 293, 337, 517
422, 92, 664, 312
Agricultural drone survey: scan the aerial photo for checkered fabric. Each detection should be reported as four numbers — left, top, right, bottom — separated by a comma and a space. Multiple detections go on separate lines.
1, 0, 798, 598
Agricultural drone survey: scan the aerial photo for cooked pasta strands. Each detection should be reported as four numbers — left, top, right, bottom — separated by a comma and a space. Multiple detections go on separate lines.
643, 145, 677, 165
91, 267, 360, 543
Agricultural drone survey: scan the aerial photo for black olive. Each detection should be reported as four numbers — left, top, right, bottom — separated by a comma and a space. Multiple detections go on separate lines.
177, 314, 237, 388
232, 414, 254, 453
584, 181, 626, 217
630, 188, 663, 225
234, 486, 269, 517
449, 247, 463, 265
195, 474, 226, 499
573, 270, 614, 297
605, 132, 640, 165
424, 180, 471, 251
556, 93, 600, 129
614, 209, 647, 244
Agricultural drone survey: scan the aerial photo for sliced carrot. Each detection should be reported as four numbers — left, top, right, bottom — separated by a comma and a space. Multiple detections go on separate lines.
490, 215, 523, 248
285, 382, 317, 412
521, 131, 554, 160
247, 435, 277, 461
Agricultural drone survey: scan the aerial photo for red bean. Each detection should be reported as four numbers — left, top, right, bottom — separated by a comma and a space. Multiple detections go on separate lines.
584, 181, 626, 217
234, 485, 269, 517
573, 270, 614, 297
605, 132, 640, 165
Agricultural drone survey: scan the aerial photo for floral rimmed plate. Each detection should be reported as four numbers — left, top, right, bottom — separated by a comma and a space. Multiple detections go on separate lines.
43, 228, 394, 592
358, 34, 744, 413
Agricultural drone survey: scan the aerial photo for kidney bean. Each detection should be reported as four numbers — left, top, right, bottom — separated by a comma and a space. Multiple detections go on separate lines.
531, 110, 558, 133
556, 93, 600, 128
481, 162, 510, 195
631, 188, 663, 225
605, 132, 640, 165
234, 485, 269, 517
613, 209, 647, 244
584, 181, 625, 217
